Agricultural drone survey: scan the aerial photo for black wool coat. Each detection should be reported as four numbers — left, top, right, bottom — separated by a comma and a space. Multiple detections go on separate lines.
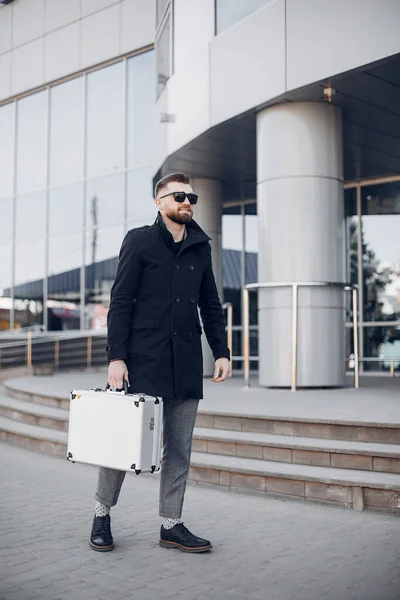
106, 214, 230, 400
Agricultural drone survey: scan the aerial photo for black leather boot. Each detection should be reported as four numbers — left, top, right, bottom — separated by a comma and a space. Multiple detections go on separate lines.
159, 523, 212, 553
89, 515, 114, 552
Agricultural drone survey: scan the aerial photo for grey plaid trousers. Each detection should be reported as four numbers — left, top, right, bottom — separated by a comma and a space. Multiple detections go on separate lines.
95, 398, 199, 518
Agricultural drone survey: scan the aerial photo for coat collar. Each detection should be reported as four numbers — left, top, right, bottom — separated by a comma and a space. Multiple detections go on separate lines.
154, 212, 211, 253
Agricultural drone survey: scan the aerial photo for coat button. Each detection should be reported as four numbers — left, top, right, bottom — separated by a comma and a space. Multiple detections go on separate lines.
189, 297, 195, 303
175, 264, 180, 270
173, 330, 178, 336
188, 331, 193, 337
175, 297, 180, 303
189, 265, 195, 271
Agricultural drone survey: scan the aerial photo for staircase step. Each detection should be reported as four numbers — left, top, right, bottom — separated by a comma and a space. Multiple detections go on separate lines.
0, 416, 67, 457
195, 412, 400, 444
192, 427, 400, 473
190, 451, 400, 489
2, 408, 399, 513
0, 394, 69, 432
3, 381, 69, 409
189, 452, 400, 513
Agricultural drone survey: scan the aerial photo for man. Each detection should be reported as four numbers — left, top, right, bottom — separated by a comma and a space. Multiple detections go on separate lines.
90, 172, 231, 553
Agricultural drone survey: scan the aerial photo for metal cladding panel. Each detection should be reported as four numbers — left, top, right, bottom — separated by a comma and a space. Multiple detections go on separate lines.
286, 0, 400, 91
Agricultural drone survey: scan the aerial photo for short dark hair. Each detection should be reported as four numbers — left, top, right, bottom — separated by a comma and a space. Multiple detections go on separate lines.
154, 172, 191, 199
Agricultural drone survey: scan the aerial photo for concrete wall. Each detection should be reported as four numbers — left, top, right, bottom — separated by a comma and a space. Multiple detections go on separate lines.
0, 0, 155, 101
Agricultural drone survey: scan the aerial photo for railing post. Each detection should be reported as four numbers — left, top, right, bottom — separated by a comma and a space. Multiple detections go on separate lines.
227, 303, 233, 377
87, 337, 92, 369
54, 340, 60, 370
243, 288, 250, 388
390, 360, 395, 378
291, 284, 298, 391
352, 288, 359, 389
26, 331, 32, 368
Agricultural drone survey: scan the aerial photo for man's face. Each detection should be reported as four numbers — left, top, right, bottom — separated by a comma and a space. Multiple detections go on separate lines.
156, 181, 194, 225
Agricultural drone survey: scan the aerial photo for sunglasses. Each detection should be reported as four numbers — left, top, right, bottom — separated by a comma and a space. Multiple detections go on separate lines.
158, 191, 198, 205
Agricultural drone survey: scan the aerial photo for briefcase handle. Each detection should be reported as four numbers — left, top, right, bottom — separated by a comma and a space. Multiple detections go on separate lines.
105, 379, 129, 394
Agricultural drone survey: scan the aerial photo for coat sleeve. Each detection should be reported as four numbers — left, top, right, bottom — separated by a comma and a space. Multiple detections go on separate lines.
198, 244, 230, 362
106, 231, 142, 362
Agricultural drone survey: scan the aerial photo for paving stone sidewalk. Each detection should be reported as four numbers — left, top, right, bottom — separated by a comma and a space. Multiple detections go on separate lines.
1, 443, 400, 600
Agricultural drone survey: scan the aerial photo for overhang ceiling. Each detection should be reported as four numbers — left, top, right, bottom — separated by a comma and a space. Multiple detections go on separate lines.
160, 53, 400, 201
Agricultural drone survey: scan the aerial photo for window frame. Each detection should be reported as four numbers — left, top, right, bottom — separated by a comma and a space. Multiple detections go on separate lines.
155, 0, 173, 98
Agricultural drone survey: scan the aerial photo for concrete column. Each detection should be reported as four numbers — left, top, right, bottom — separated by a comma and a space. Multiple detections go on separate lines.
192, 178, 223, 377
257, 102, 345, 387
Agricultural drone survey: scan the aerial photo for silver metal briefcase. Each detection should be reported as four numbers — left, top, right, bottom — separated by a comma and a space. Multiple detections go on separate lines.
67, 383, 163, 474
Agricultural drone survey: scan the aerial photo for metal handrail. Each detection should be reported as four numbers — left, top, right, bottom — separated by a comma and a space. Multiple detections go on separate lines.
222, 302, 233, 376
0, 329, 106, 350
229, 328, 398, 378
243, 281, 359, 391
1, 304, 237, 373
0, 332, 107, 372
355, 357, 399, 378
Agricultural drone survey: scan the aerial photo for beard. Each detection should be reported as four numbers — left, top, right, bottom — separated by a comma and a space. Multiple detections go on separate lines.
165, 206, 193, 225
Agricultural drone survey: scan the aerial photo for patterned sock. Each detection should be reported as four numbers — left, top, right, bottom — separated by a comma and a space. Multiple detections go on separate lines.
95, 501, 110, 517
161, 517, 182, 530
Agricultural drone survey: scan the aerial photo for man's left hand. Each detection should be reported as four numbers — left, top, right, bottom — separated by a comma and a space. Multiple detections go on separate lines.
212, 358, 231, 382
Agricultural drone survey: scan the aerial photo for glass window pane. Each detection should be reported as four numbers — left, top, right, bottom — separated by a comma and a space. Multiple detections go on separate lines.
0, 198, 13, 244
86, 63, 124, 179
216, 0, 274, 34
346, 326, 354, 369
16, 91, 47, 195
127, 167, 156, 227
85, 225, 123, 319
223, 205, 241, 215
15, 192, 46, 241
127, 51, 156, 168
361, 182, 400, 322
49, 183, 84, 236
364, 325, 400, 372
157, 14, 171, 96
86, 174, 124, 231
15, 238, 45, 288
156, 0, 169, 26
245, 202, 257, 215
48, 232, 82, 331
245, 215, 257, 253
344, 188, 358, 322
49, 233, 82, 277
50, 77, 84, 185
0, 243, 12, 300
223, 213, 242, 250
0, 102, 15, 200
345, 188, 357, 286
85, 225, 124, 266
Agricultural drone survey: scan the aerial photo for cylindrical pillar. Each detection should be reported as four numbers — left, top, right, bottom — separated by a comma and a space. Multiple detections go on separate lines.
257, 102, 345, 387
192, 178, 223, 377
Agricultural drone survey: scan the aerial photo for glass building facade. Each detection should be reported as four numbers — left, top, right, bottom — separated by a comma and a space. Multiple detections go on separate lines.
222, 182, 400, 372
0, 49, 156, 332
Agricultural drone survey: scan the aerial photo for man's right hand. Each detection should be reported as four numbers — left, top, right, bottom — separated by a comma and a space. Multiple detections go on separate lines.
108, 360, 129, 390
